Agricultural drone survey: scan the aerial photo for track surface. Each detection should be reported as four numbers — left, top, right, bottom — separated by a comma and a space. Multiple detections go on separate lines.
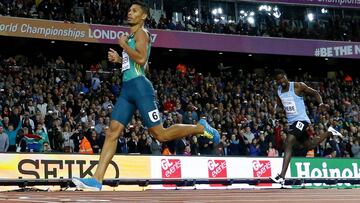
1, 189, 360, 203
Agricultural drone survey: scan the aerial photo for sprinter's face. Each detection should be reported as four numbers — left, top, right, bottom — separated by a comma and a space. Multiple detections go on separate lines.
275, 73, 289, 89
127, 4, 147, 25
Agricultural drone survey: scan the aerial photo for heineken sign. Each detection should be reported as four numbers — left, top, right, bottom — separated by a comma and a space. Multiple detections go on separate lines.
290, 158, 360, 188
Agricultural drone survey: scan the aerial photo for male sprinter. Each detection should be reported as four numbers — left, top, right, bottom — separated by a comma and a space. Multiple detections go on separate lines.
72, 1, 219, 191
270, 69, 342, 184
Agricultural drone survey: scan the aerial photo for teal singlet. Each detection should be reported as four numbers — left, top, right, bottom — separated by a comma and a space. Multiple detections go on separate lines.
121, 30, 151, 81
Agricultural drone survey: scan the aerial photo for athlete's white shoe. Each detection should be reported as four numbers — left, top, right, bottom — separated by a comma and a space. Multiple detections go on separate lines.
270, 174, 285, 185
328, 126, 343, 139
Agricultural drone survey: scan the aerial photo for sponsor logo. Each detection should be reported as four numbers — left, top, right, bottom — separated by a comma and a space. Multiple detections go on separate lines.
161, 159, 181, 187
252, 160, 272, 186
208, 160, 227, 187
17, 159, 120, 179
293, 161, 360, 187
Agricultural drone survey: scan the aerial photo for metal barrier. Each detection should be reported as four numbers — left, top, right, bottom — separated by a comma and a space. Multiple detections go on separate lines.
1, 178, 360, 189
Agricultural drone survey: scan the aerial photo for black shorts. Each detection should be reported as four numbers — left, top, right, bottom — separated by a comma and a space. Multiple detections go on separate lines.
288, 121, 309, 143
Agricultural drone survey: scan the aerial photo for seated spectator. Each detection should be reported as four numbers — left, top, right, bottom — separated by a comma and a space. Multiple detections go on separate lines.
137, 133, 150, 154
198, 136, 213, 155
0, 126, 9, 152
306, 149, 315, 157
127, 132, 139, 154
89, 130, 101, 154
78, 133, 93, 154
190, 136, 199, 155
43, 142, 52, 152
34, 124, 50, 152
352, 139, 360, 158
267, 142, 278, 157
62, 124, 75, 153
228, 134, 241, 155
258, 134, 268, 156
215, 135, 229, 156
183, 145, 192, 156
162, 143, 172, 155
175, 138, 187, 155
249, 138, 261, 156
150, 136, 161, 155
23, 127, 42, 152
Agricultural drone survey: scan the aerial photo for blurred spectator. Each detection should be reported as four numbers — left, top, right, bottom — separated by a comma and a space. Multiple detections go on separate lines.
102, 96, 114, 111
324, 144, 337, 158
95, 117, 106, 136
91, 73, 101, 91
198, 136, 213, 155
267, 142, 278, 157
43, 141, 52, 152
1, 118, 22, 152
175, 138, 187, 155
150, 136, 161, 155
62, 124, 75, 153
138, 133, 151, 154
127, 132, 139, 154
0, 126, 9, 152
328, 134, 342, 157
352, 139, 360, 158
190, 136, 199, 155
47, 121, 63, 151
35, 123, 50, 152
22, 111, 35, 132
249, 138, 261, 156
183, 145, 192, 156
89, 130, 101, 154
306, 149, 315, 158
258, 134, 268, 156
216, 135, 229, 156
117, 136, 128, 154
16, 128, 27, 152
162, 143, 172, 155
23, 126, 41, 152
244, 126, 255, 144
78, 133, 93, 154
228, 134, 241, 155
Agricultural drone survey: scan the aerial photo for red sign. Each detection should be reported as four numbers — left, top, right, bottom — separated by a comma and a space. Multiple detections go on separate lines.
252, 160, 272, 186
208, 159, 227, 187
161, 159, 182, 187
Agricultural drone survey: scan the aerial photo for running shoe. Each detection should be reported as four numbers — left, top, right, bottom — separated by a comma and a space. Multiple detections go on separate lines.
198, 119, 220, 144
270, 174, 285, 185
328, 126, 343, 139
72, 177, 102, 191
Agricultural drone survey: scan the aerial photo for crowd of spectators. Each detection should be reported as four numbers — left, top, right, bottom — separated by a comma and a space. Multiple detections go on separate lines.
153, 12, 360, 42
0, 54, 359, 158
1, 0, 360, 42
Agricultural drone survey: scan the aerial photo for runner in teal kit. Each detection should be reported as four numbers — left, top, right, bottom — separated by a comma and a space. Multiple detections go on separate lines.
72, 1, 219, 191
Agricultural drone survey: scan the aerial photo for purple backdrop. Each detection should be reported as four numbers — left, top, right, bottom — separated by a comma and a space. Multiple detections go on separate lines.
91, 24, 360, 59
